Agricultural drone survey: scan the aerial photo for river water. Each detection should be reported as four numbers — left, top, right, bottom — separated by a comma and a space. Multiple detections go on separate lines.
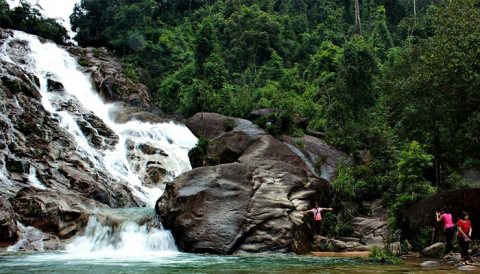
0, 252, 460, 273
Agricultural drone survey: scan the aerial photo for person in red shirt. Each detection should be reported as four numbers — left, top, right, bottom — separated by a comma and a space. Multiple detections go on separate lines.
457, 211, 473, 265
304, 204, 333, 235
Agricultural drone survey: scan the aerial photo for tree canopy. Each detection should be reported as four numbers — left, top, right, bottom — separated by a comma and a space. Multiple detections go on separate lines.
0, 0, 70, 44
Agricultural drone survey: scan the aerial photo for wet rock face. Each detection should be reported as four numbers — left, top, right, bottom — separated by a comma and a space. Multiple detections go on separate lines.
66, 46, 151, 110
0, 198, 18, 247
9, 187, 105, 236
157, 112, 337, 255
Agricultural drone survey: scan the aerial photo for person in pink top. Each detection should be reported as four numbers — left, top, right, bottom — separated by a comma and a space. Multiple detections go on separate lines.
304, 203, 333, 235
436, 207, 455, 259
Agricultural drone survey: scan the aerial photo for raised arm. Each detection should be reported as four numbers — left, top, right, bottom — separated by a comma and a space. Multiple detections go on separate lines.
436, 211, 442, 222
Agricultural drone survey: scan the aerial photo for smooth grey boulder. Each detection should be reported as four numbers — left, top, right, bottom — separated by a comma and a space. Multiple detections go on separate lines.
156, 161, 323, 254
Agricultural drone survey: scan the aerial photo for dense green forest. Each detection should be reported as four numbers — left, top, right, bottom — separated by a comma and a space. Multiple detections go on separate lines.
2, 0, 480, 239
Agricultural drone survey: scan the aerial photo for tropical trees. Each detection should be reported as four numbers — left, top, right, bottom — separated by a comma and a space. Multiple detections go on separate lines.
382, 0, 480, 189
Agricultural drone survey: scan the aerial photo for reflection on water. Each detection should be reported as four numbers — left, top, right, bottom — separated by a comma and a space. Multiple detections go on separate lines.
0, 253, 463, 274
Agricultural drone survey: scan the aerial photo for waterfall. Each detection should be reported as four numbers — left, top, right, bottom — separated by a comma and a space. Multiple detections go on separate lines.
28, 165, 47, 189
0, 30, 197, 253
67, 208, 178, 256
1, 30, 197, 206
7, 223, 47, 252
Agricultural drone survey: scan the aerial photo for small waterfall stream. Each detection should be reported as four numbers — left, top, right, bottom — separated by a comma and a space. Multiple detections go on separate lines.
0, 30, 198, 253
66, 208, 178, 255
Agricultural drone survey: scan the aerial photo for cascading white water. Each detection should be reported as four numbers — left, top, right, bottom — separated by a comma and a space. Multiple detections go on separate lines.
28, 165, 46, 189
3, 30, 197, 206
67, 208, 179, 256
0, 31, 198, 254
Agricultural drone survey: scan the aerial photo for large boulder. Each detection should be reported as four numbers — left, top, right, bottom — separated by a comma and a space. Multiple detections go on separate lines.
186, 112, 267, 167
156, 162, 324, 254
405, 189, 480, 239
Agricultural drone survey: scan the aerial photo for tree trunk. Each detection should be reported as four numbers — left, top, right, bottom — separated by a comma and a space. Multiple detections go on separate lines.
434, 122, 441, 191
413, 0, 417, 25
355, 0, 362, 35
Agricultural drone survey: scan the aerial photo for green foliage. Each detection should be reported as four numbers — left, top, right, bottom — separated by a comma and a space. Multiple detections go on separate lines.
314, 153, 327, 173
294, 140, 304, 148
388, 141, 435, 227
223, 118, 237, 132
334, 35, 378, 123
320, 212, 337, 237
123, 64, 139, 83
443, 172, 469, 190
331, 157, 357, 221
254, 112, 295, 136
0, 1, 69, 44
369, 6, 393, 61
320, 212, 355, 238
382, 0, 480, 189
338, 225, 354, 237
409, 226, 435, 252
188, 137, 210, 168
364, 246, 403, 265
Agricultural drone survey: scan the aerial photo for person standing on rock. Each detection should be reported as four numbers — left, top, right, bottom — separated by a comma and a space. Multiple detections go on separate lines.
457, 211, 474, 265
436, 207, 455, 260
304, 204, 333, 235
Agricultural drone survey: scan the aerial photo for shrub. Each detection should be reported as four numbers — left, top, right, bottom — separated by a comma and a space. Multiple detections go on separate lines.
188, 137, 210, 168
223, 117, 237, 132
314, 153, 328, 173
123, 64, 139, 83
364, 246, 403, 265
295, 140, 304, 148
